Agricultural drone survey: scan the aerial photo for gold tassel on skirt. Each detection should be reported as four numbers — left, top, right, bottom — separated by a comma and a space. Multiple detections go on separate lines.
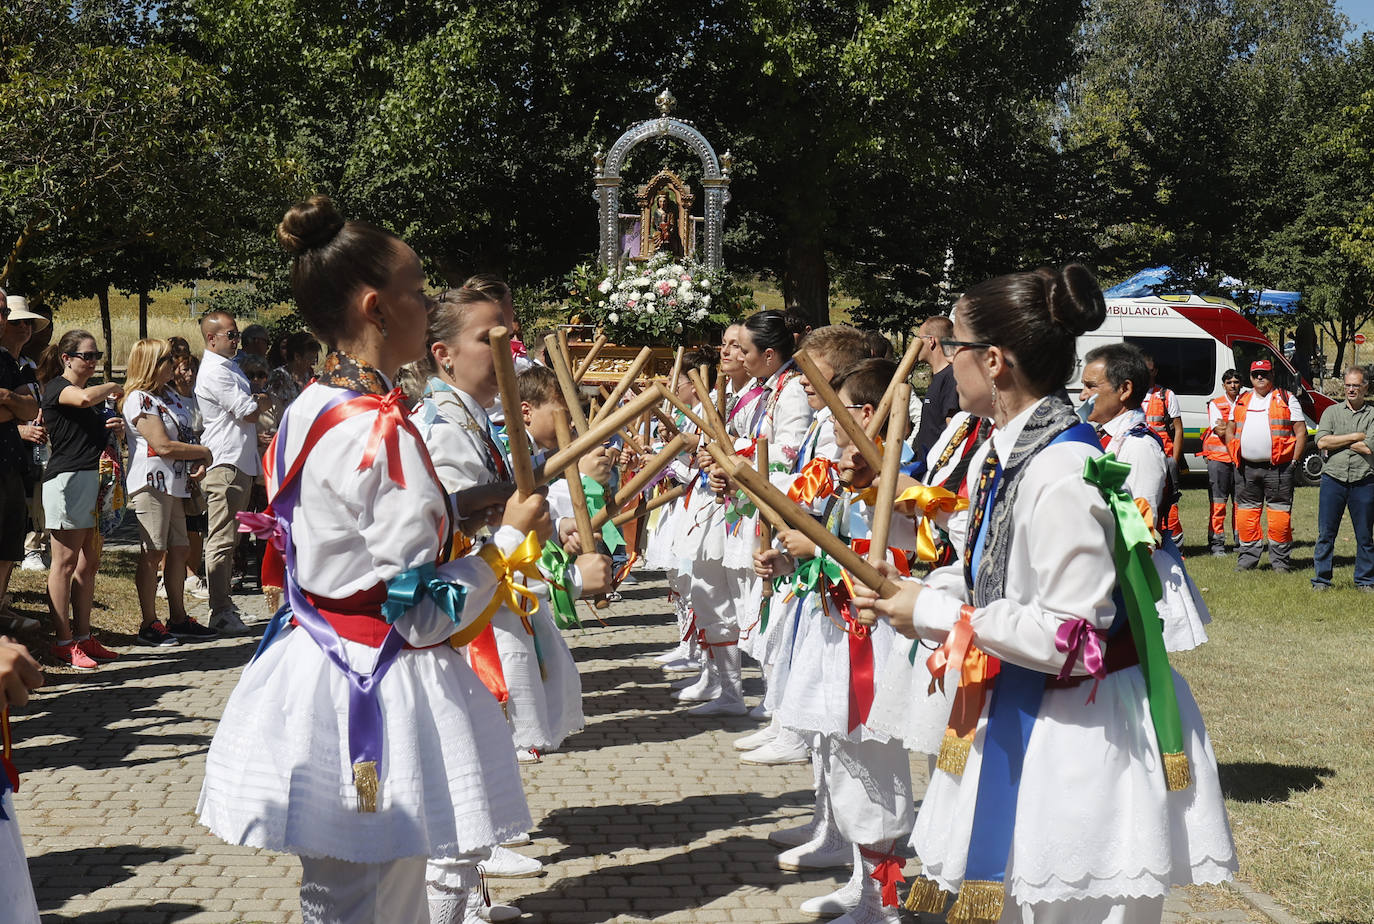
353, 761, 380, 813
936, 734, 971, 776
945, 880, 1005, 924
1163, 751, 1192, 791
903, 875, 951, 913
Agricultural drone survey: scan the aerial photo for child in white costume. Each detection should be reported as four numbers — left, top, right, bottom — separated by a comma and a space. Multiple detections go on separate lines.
198, 197, 548, 924
0, 638, 43, 924
855, 266, 1235, 924
757, 359, 917, 924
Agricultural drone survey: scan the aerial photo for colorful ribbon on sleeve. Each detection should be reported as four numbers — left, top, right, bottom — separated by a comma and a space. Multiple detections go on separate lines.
381, 560, 470, 634
788, 456, 836, 505
789, 552, 844, 600
581, 477, 626, 552
476, 532, 546, 633
237, 508, 287, 590
1082, 453, 1190, 791
539, 540, 581, 629
927, 605, 1001, 776
1054, 617, 1107, 702
893, 483, 970, 562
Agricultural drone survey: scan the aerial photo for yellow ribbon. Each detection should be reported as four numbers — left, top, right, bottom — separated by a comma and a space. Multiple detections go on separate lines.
894, 484, 970, 561
477, 532, 545, 635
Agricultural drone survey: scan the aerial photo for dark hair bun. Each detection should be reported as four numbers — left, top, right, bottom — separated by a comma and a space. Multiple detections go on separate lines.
278, 195, 346, 256
1042, 263, 1106, 337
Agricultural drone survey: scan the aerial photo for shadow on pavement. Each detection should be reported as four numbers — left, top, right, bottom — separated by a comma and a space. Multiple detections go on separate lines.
42, 903, 205, 923
30, 844, 192, 910
1217, 761, 1334, 803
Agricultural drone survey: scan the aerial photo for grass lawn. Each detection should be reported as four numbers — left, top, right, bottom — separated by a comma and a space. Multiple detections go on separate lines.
5, 474, 1371, 920
1171, 478, 1374, 923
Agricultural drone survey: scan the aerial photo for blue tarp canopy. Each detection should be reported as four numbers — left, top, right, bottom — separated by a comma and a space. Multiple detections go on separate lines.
1104, 266, 1301, 314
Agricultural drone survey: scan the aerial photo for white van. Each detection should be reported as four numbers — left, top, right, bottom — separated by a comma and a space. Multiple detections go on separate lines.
1073, 294, 1334, 482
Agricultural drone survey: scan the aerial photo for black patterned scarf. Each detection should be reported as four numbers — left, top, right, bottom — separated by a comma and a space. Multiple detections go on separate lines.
319, 351, 390, 398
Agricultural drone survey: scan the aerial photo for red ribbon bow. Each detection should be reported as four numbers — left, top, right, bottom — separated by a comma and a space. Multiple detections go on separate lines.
858, 844, 905, 907
358, 388, 412, 487
510, 338, 528, 359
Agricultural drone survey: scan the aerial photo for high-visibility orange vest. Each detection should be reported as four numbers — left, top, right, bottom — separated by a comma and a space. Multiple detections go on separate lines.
1228, 389, 1297, 465
1144, 387, 1177, 454
1200, 395, 1234, 462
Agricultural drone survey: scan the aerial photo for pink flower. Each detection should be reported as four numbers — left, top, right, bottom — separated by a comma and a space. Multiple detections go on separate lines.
680, 273, 691, 281
656, 281, 674, 296
626, 299, 638, 308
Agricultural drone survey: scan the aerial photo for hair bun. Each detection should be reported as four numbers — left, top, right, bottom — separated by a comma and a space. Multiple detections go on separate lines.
1043, 264, 1106, 337
277, 195, 346, 256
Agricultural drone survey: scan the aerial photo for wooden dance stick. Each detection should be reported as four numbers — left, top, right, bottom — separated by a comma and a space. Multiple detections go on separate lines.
557, 327, 571, 370
858, 384, 910, 625
706, 443, 902, 598
593, 346, 654, 424
536, 387, 662, 486
757, 437, 775, 601
667, 345, 685, 398
611, 483, 687, 526
868, 336, 922, 441
489, 326, 536, 497
544, 333, 590, 435
572, 333, 609, 383
552, 412, 606, 608
686, 367, 731, 445
793, 349, 884, 474
589, 434, 690, 531
715, 363, 729, 423
656, 385, 714, 441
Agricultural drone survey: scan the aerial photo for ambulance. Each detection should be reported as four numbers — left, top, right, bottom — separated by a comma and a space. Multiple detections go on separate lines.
1073, 293, 1335, 482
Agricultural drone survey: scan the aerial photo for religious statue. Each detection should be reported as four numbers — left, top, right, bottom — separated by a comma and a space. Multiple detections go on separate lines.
651, 190, 684, 258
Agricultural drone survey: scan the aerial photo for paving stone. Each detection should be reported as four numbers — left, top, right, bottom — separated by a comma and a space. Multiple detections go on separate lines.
10, 579, 1285, 923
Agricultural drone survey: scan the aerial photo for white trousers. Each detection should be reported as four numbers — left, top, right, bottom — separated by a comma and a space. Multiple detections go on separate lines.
826, 735, 915, 846
0, 792, 40, 924
1002, 894, 1166, 923
298, 854, 428, 924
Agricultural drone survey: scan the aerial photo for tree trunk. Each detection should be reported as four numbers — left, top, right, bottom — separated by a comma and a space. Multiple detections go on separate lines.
138, 285, 150, 340
98, 284, 113, 381
780, 236, 829, 328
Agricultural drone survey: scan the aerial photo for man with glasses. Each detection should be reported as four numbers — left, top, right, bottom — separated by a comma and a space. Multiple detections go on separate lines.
196, 311, 268, 632
0, 291, 41, 635
1201, 369, 1244, 555
909, 316, 960, 466
1224, 359, 1306, 572
1311, 366, 1374, 591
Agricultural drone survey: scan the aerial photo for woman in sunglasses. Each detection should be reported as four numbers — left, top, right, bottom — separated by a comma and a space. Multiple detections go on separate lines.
34, 330, 125, 669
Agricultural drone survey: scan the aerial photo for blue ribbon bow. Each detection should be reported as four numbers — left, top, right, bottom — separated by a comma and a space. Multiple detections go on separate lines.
382, 562, 468, 626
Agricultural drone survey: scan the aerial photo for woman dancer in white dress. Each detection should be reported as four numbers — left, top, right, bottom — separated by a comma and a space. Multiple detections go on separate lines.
198, 196, 550, 924
854, 265, 1235, 924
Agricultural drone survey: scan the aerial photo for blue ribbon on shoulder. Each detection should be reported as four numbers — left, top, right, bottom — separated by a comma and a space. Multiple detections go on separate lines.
381, 561, 468, 626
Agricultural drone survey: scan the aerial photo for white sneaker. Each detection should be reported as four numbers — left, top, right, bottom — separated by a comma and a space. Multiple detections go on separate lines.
777, 828, 852, 871
661, 656, 702, 673
209, 606, 250, 634
515, 748, 541, 763
185, 574, 210, 599
748, 699, 771, 719
741, 733, 810, 766
20, 551, 46, 571
156, 578, 167, 600
478, 844, 544, 879
653, 644, 688, 664
769, 819, 819, 848
734, 725, 779, 751
500, 833, 532, 847
800, 852, 864, 916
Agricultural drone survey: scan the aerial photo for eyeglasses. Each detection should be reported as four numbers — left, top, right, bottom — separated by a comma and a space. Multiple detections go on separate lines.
1344, 383, 1365, 390
939, 338, 991, 358
67, 350, 103, 361
218, 330, 241, 341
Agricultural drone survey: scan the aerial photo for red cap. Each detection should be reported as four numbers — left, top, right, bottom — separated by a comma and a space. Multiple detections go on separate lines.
1250, 360, 1273, 373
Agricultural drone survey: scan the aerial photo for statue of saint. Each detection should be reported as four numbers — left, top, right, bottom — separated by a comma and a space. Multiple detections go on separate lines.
651, 190, 684, 258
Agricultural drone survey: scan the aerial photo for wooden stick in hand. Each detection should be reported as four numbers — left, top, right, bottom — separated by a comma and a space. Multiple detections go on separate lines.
553, 412, 606, 609
489, 326, 535, 497
858, 383, 910, 624
594, 346, 654, 424
544, 333, 589, 435
573, 333, 609, 383
867, 335, 922, 441
793, 349, 884, 473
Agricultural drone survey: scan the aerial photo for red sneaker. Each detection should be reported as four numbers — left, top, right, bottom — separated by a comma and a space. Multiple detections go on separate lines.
77, 637, 121, 663
52, 642, 99, 671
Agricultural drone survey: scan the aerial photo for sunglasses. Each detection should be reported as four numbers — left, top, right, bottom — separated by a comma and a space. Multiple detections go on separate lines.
939, 338, 992, 358
67, 350, 103, 361
218, 330, 241, 341
1251, 370, 1272, 379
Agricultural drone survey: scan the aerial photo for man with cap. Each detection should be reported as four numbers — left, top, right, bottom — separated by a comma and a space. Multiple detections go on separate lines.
0, 290, 41, 634
235, 324, 271, 367
1224, 359, 1306, 571
1, 299, 51, 575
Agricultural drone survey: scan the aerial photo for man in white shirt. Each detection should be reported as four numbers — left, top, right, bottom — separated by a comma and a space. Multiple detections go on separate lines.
195, 311, 267, 631
1080, 343, 1169, 520
1224, 359, 1306, 572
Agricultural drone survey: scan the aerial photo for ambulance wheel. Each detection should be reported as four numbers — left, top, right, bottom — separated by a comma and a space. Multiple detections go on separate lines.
1297, 446, 1323, 485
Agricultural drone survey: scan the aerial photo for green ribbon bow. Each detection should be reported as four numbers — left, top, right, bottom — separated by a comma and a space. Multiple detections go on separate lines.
791, 552, 844, 599
382, 561, 468, 626
1081, 453, 1187, 766
723, 489, 757, 526
581, 477, 626, 552
539, 541, 580, 629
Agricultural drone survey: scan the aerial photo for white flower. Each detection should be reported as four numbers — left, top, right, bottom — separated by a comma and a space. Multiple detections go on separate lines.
702, 294, 711, 306
645, 291, 656, 301
698, 279, 711, 290
646, 305, 656, 315
598, 278, 613, 294
667, 264, 685, 276
675, 322, 684, 333
694, 307, 708, 320
608, 312, 619, 323
598, 300, 607, 308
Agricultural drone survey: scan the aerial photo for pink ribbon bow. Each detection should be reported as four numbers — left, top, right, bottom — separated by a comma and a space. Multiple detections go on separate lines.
1054, 617, 1107, 701
236, 510, 286, 550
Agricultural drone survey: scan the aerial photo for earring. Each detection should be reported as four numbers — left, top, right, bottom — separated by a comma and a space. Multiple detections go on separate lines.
379, 320, 388, 340
990, 379, 998, 414
443, 363, 454, 376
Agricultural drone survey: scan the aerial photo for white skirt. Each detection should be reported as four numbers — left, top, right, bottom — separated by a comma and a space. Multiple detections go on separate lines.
866, 632, 955, 756
491, 596, 584, 752
775, 594, 898, 743
643, 491, 685, 573
198, 625, 532, 863
1, 792, 40, 924
672, 484, 728, 563
911, 666, 1236, 904
1154, 538, 1211, 652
